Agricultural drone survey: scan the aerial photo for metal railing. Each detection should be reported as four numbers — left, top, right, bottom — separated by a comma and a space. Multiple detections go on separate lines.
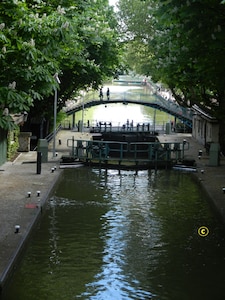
63, 91, 193, 128
66, 138, 189, 163
45, 124, 62, 143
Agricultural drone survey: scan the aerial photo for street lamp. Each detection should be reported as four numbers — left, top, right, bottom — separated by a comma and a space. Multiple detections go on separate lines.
81, 91, 84, 132
153, 108, 156, 132
53, 73, 61, 157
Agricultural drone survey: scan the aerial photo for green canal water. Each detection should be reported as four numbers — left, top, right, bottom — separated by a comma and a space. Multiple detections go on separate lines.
2, 168, 225, 300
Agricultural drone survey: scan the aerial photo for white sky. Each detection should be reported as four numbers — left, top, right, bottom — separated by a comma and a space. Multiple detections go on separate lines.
109, 0, 118, 7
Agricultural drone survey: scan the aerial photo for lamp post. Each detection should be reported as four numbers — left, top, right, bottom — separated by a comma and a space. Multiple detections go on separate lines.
53, 73, 60, 157
81, 92, 84, 132
153, 108, 156, 132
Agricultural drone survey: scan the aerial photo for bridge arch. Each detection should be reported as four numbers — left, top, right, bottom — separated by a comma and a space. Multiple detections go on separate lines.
65, 94, 192, 129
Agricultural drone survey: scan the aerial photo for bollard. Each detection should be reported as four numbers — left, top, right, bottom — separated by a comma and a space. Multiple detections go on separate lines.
222, 188, 225, 194
37, 151, 42, 174
51, 167, 55, 173
15, 225, 20, 234
27, 192, 31, 198
37, 190, 41, 197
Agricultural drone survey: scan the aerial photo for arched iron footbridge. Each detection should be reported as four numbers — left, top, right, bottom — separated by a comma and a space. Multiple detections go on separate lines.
64, 83, 193, 128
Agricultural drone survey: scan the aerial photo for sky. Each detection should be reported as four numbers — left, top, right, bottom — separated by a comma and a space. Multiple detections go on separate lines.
109, 0, 118, 7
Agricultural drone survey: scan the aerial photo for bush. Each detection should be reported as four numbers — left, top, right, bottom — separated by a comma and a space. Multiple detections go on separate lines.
7, 126, 19, 161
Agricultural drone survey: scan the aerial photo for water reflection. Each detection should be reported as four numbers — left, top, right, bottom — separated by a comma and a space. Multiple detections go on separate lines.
77, 170, 157, 299
2, 168, 225, 300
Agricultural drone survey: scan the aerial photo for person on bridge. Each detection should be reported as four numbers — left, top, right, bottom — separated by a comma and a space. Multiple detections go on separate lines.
106, 88, 110, 100
99, 87, 103, 100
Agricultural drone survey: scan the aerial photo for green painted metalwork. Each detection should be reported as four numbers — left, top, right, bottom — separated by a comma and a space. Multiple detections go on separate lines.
64, 76, 192, 128
66, 138, 189, 165
65, 94, 192, 128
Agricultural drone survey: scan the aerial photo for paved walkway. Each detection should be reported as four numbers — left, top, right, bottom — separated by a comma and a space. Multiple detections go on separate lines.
0, 129, 224, 290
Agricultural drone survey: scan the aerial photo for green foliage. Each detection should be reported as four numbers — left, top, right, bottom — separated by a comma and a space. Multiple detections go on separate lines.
0, 0, 121, 130
48, 110, 67, 132
118, 0, 225, 151
0, 113, 16, 131
7, 126, 20, 161
57, 111, 67, 125
118, 0, 224, 96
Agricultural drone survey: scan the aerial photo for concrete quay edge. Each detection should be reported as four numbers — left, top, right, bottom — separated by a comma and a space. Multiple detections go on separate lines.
0, 130, 91, 292
0, 153, 63, 291
0, 169, 62, 290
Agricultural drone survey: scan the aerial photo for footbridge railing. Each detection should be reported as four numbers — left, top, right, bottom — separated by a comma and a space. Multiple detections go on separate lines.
64, 91, 193, 128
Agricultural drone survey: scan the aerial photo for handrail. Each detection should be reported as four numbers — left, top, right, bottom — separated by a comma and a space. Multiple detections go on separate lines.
68, 139, 189, 163
45, 124, 62, 143
63, 92, 193, 127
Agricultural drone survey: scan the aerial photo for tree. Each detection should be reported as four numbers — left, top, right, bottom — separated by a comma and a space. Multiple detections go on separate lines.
118, 0, 225, 152
34, 0, 121, 136
0, 1, 60, 130
0, 0, 121, 134
152, 0, 225, 151
117, 0, 156, 74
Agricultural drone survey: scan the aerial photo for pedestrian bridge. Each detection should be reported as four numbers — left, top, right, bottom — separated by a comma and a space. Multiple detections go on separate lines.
64, 90, 193, 128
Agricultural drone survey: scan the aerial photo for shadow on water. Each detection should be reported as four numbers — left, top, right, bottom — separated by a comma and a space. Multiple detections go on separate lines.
2, 167, 225, 300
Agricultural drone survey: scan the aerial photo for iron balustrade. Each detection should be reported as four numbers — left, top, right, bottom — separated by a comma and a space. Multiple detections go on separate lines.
66, 138, 189, 163
64, 90, 193, 129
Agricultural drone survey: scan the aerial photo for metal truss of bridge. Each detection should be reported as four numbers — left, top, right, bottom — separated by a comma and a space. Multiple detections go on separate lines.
64, 89, 193, 129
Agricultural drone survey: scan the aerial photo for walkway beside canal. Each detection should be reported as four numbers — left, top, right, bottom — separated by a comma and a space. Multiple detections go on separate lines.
0, 129, 225, 291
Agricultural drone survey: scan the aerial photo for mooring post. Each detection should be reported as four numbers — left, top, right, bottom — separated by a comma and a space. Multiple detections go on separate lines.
72, 136, 75, 157
182, 139, 187, 159
36, 151, 42, 174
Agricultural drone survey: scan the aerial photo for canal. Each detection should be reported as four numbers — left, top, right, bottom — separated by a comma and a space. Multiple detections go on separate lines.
2, 167, 225, 300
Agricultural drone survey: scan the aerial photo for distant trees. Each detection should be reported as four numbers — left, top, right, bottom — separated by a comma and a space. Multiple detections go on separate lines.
0, 0, 121, 131
118, 0, 225, 152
